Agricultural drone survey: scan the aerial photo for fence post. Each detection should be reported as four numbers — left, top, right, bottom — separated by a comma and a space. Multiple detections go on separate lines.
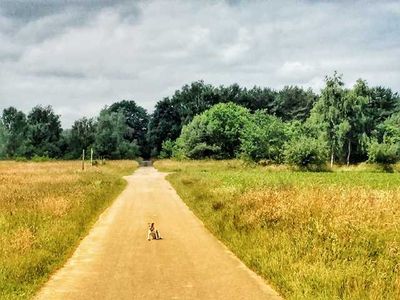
82, 149, 85, 171
90, 148, 93, 166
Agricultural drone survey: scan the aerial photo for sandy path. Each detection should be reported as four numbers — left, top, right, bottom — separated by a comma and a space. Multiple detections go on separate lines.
35, 167, 281, 300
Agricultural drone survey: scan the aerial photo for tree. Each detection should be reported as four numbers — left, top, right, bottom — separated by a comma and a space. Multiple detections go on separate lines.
231, 86, 278, 113
108, 100, 149, 157
366, 86, 400, 133
176, 103, 251, 159
26, 105, 62, 158
1, 107, 28, 157
367, 139, 399, 165
341, 79, 369, 165
67, 117, 96, 158
310, 72, 348, 167
148, 81, 280, 156
148, 97, 182, 156
94, 109, 139, 159
159, 139, 176, 159
0, 121, 8, 158
375, 112, 400, 145
273, 86, 317, 121
240, 111, 286, 162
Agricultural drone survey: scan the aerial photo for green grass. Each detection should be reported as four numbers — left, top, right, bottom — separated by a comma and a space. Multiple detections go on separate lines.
0, 160, 138, 299
154, 159, 400, 300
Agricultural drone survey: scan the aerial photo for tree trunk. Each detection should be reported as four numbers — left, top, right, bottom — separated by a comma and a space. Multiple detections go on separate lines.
330, 148, 334, 168
346, 139, 351, 166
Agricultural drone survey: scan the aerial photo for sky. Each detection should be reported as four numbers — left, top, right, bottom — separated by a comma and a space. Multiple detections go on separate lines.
0, 0, 399, 128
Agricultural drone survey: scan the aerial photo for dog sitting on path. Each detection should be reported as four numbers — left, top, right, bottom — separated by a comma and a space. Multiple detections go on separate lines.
147, 223, 162, 241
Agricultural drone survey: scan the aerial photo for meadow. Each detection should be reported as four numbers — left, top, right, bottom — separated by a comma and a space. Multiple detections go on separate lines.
0, 160, 138, 299
154, 160, 400, 300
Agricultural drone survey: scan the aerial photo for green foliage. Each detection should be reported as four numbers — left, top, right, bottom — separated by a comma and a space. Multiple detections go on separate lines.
159, 139, 176, 159
31, 155, 53, 162
94, 110, 139, 159
366, 86, 400, 132
1, 107, 28, 157
64, 117, 97, 159
311, 72, 347, 165
273, 86, 317, 121
367, 139, 399, 164
376, 112, 400, 144
1, 76, 398, 163
310, 74, 371, 165
0, 121, 8, 159
240, 111, 286, 162
108, 100, 149, 157
283, 136, 328, 168
26, 105, 63, 158
148, 81, 315, 155
176, 103, 251, 159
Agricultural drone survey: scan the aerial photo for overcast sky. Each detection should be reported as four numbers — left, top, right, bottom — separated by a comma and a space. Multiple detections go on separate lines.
0, 0, 399, 128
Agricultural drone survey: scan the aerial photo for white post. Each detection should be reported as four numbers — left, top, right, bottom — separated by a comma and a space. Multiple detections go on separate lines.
90, 148, 93, 166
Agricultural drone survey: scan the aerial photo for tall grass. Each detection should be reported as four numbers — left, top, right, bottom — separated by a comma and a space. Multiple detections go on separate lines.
154, 160, 400, 299
0, 160, 137, 299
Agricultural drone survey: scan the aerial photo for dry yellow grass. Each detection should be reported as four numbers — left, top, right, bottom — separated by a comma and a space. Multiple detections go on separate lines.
155, 159, 400, 299
0, 160, 137, 299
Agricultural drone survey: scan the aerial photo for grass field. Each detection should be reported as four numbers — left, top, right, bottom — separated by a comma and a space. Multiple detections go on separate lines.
0, 160, 138, 299
154, 160, 400, 300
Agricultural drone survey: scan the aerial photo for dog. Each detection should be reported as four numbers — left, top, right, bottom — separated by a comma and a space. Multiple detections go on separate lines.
147, 222, 162, 241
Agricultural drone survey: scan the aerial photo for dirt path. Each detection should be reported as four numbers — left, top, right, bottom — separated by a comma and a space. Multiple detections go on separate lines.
36, 167, 282, 300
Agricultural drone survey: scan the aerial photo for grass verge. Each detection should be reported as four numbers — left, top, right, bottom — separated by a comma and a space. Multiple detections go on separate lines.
0, 160, 138, 299
154, 159, 400, 300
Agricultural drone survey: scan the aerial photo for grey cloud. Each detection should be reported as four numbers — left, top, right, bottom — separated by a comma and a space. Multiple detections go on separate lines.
0, 0, 135, 22
0, 0, 399, 128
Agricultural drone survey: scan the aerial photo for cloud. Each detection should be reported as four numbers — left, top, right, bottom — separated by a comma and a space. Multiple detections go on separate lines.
0, 0, 399, 127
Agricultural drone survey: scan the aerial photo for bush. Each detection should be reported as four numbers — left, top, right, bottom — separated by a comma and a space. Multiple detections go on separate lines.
14, 156, 28, 162
240, 111, 286, 162
159, 139, 175, 159
177, 103, 251, 159
367, 140, 399, 164
31, 155, 52, 162
284, 137, 328, 168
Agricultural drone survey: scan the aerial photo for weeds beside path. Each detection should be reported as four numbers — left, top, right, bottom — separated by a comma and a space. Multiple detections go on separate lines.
154, 160, 400, 300
0, 160, 138, 299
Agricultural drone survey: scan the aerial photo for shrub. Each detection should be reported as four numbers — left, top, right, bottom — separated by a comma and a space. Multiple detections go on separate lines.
159, 139, 176, 158
367, 140, 399, 164
31, 155, 52, 162
240, 111, 286, 162
283, 136, 328, 168
177, 103, 251, 159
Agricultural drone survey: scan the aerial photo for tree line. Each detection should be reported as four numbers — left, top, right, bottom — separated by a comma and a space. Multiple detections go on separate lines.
0, 72, 399, 165
159, 73, 399, 166
0, 101, 148, 160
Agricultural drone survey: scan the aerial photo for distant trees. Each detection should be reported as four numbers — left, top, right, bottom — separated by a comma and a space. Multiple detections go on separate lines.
148, 81, 317, 156
26, 106, 63, 158
94, 110, 139, 159
273, 86, 317, 121
65, 117, 96, 159
0, 100, 147, 160
108, 100, 149, 157
0, 74, 398, 165
165, 74, 399, 166
1, 107, 28, 157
